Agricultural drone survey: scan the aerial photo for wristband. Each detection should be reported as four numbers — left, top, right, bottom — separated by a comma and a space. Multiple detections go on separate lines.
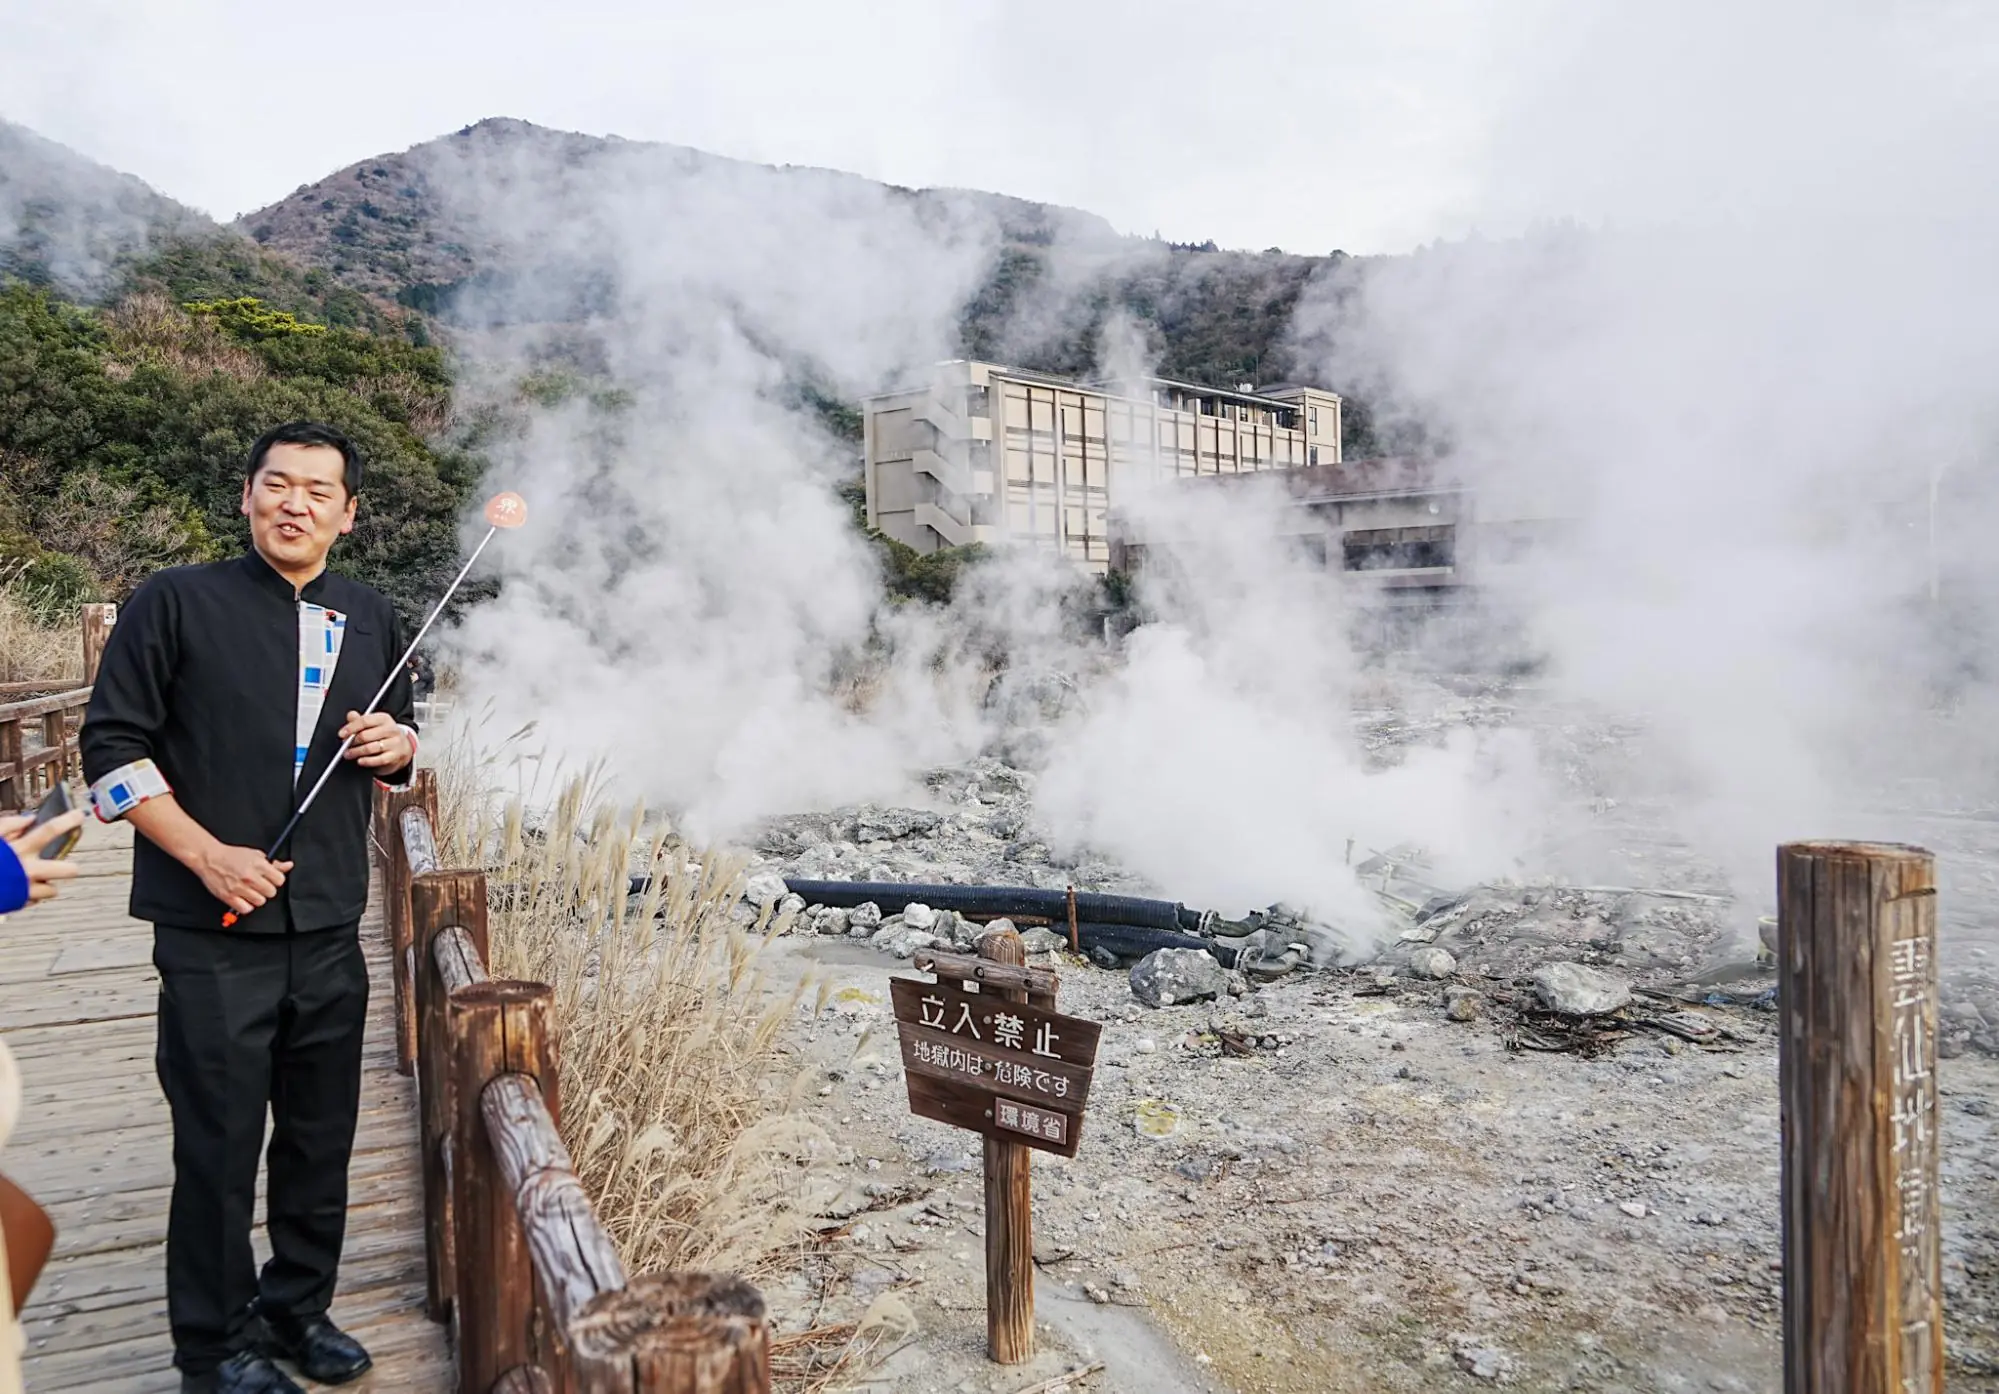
90, 758, 174, 822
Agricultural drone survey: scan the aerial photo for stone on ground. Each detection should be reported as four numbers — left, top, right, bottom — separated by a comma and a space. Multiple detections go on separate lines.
1529, 961, 1632, 1016
1406, 945, 1457, 979
744, 872, 788, 909
1130, 948, 1228, 1008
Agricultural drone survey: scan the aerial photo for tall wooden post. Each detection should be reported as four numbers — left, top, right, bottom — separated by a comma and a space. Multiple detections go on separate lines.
1778, 841, 1943, 1394
80, 603, 115, 686
0, 715, 22, 811
979, 927, 1034, 1364
376, 768, 439, 1075
448, 980, 558, 1394
39, 710, 65, 792
411, 868, 490, 1322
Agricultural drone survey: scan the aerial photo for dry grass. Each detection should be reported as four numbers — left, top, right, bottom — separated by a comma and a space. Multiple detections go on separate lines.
430, 716, 846, 1285
102, 291, 267, 382
0, 584, 83, 685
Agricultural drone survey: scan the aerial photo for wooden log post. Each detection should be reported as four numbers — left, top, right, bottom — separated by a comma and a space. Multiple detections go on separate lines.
568, 1272, 772, 1394
979, 926, 1034, 1365
481, 1072, 627, 1330
1778, 841, 1943, 1394
411, 871, 491, 1323
447, 980, 558, 1394
376, 768, 439, 1076
0, 713, 21, 811
492, 1369, 554, 1394
40, 709, 66, 792
80, 602, 115, 685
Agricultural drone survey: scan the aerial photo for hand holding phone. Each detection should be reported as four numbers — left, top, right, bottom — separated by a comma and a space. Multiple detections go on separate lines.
26, 784, 84, 860
0, 789, 85, 911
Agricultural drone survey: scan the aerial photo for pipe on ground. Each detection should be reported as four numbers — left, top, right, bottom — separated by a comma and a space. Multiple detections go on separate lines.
774, 879, 1203, 934
624, 875, 1239, 967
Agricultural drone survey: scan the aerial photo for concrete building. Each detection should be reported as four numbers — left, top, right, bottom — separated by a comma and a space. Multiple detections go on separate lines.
862, 360, 1345, 571
1108, 457, 1572, 650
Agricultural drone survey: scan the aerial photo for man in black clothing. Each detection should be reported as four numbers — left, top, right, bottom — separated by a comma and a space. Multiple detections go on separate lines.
82, 422, 419, 1394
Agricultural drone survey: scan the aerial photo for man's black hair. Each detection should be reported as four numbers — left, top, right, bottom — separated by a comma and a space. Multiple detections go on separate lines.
246, 421, 363, 497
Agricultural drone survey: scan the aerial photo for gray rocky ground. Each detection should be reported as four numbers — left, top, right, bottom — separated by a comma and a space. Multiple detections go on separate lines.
717, 677, 1999, 1392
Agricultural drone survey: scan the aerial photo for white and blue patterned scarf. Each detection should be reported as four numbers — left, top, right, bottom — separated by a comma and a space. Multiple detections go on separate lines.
295, 603, 347, 784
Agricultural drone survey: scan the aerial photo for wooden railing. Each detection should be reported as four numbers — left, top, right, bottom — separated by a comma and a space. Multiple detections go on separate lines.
374, 771, 772, 1394
0, 686, 91, 811
0, 603, 118, 811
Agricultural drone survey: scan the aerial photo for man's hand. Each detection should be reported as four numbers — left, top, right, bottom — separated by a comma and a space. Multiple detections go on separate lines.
196, 843, 293, 917
340, 711, 414, 771
0, 811, 85, 904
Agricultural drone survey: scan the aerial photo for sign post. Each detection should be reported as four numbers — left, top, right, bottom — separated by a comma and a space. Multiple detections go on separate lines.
1778, 841, 1943, 1393
893, 928, 1102, 1363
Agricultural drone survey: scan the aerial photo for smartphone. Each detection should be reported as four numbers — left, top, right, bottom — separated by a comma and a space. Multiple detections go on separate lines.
26, 784, 82, 860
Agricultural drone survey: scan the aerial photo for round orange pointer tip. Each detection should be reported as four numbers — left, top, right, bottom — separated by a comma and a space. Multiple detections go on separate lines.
221, 911, 238, 928
483, 492, 528, 529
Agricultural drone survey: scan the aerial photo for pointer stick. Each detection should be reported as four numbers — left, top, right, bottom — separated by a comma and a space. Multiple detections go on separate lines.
221, 491, 527, 927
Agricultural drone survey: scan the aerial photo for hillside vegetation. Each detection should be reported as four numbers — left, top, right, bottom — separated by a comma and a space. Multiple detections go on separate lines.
2, 115, 1390, 627
238, 118, 1373, 449
0, 272, 478, 621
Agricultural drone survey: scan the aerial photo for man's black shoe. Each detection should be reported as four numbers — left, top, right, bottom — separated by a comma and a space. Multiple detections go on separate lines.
180, 1351, 306, 1394
258, 1311, 374, 1385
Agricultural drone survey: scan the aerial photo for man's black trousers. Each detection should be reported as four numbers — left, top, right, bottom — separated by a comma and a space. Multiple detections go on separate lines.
153, 923, 369, 1375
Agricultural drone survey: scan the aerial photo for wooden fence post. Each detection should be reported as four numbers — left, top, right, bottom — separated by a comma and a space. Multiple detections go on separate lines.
80, 603, 116, 685
375, 768, 438, 1076
448, 980, 558, 1394
39, 709, 66, 790
568, 1273, 772, 1394
979, 927, 1034, 1365
0, 715, 21, 811
1778, 841, 1943, 1394
411, 868, 490, 1323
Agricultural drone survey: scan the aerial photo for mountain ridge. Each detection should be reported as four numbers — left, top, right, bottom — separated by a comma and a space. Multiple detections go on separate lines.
3, 115, 1373, 434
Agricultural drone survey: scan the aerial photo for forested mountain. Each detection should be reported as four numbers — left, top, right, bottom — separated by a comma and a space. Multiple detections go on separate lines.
0, 120, 213, 297
0, 116, 1384, 623
0, 121, 477, 621
238, 117, 1354, 408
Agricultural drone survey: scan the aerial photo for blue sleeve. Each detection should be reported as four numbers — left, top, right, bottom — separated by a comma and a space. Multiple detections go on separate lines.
0, 842, 28, 915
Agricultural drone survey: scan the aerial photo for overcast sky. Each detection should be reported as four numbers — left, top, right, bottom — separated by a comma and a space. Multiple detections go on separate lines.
2, 0, 1991, 255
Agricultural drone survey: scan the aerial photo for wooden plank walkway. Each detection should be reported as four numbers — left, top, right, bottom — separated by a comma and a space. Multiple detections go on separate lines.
1, 819, 452, 1391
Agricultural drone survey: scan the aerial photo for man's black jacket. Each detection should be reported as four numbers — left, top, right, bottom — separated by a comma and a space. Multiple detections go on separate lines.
81, 550, 416, 933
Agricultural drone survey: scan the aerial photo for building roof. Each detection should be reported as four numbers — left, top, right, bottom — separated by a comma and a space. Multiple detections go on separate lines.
864, 360, 1341, 410
1086, 374, 1303, 410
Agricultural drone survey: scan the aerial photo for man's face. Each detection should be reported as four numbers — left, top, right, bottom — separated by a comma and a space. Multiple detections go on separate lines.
240, 442, 356, 575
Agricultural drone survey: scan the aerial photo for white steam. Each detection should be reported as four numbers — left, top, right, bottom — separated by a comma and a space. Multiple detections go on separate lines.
431, 0, 1999, 946
435, 125, 1006, 840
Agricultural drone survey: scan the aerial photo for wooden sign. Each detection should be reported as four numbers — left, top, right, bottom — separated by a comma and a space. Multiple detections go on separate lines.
896, 927, 1101, 1366
890, 976, 1100, 1159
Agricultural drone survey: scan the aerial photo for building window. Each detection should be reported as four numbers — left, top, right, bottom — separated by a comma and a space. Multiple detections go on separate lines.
1342, 525, 1456, 572
1310, 407, 1319, 433
1309, 446, 1319, 466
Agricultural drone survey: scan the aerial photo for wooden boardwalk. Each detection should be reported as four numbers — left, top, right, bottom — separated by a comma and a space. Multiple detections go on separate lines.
1, 819, 451, 1391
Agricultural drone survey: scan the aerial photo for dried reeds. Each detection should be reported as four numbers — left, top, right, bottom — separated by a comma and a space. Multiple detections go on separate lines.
430, 716, 843, 1283
0, 584, 83, 685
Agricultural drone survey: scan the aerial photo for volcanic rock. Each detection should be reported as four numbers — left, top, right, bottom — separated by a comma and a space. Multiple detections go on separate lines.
1529, 962, 1632, 1016
1130, 948, 1228, 1008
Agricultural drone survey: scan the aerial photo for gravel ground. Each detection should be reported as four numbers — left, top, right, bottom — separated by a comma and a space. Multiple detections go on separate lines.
753, 939, 1999, 1393
722, 676, 1999, 1392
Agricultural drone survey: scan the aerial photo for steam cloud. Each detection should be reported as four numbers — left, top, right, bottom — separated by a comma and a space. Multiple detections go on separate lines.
432, 3, 1998, 944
